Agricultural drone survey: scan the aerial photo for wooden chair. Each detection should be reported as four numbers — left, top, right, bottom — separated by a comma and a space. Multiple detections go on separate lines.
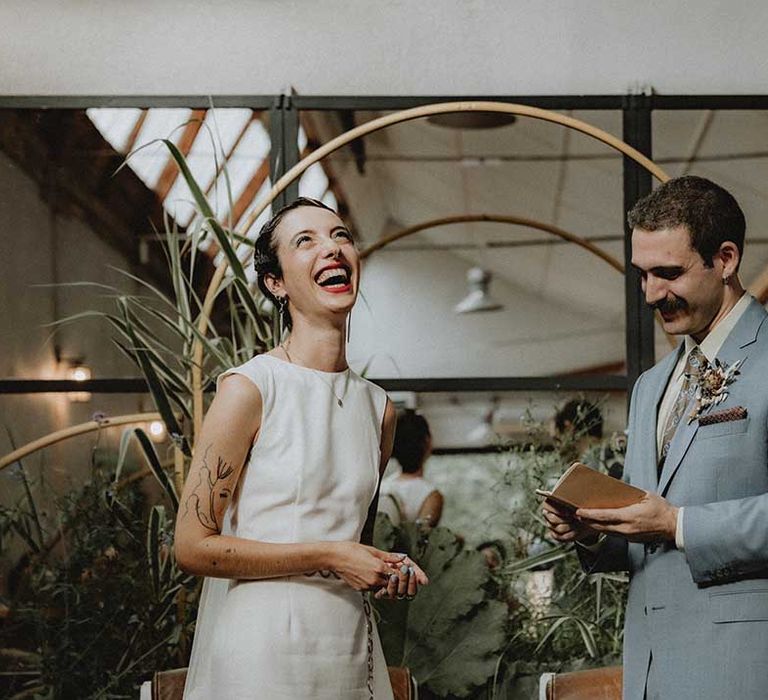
539, 666, 622, 700
142, 666, 417, 700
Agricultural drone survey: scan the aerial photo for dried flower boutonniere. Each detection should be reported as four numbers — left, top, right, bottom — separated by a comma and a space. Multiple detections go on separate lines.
688, 358, 743, 423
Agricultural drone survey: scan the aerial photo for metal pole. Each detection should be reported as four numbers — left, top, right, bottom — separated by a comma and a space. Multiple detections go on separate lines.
268, 94, 300, 209
622, 94, 656, 393
282, 95, 300, 203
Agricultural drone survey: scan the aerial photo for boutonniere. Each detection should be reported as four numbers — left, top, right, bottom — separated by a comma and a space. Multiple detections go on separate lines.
688, 358, 743, 423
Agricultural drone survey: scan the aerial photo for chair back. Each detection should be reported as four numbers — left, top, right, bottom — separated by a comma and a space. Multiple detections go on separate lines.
540, 666, 622, 700
151, 666, 416, 700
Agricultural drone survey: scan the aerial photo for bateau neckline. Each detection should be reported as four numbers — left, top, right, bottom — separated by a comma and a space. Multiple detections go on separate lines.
260, 352, 351, 376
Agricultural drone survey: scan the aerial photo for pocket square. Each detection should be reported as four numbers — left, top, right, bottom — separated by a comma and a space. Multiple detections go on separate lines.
699, 406, 748, 426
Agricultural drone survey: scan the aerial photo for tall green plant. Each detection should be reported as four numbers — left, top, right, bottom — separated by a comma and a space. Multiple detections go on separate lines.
0, 437, 194, 698
479, 407, 629, 695
54, 135, 276, 456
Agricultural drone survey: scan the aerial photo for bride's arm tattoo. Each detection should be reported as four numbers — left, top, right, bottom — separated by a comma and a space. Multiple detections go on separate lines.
183, 444, 236, 532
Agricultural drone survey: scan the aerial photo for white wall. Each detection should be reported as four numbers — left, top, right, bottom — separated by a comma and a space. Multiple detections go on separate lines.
0, 1, 766, 96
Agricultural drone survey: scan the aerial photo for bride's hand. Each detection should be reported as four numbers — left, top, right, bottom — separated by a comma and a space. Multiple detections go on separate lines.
374, 555, 428, 601
329, 542, 410, 592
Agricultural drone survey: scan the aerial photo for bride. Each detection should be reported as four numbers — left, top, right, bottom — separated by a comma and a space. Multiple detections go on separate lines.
175, 197, 427, 699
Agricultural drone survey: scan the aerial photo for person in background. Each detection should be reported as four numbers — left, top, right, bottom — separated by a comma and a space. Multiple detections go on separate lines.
554, 398, 623, 479
476, 539, 506, 571
380, 410, 444, 527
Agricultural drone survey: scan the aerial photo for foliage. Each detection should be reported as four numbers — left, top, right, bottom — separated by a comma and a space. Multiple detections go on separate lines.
480, 406, 629, 695
372, 516, 507, 698
0, 433, 196, 699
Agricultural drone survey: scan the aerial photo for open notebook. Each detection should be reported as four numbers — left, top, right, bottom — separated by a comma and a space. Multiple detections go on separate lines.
536, 462, 645, 510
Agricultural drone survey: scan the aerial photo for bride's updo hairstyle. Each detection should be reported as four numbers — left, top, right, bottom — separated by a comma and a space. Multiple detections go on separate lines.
253, 197, 337, 330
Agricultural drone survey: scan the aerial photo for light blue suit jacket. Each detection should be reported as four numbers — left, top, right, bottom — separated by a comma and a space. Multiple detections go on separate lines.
581, 298, 768, 700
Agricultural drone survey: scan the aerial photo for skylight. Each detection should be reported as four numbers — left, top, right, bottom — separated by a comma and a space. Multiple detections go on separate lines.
86, 107, 340, 246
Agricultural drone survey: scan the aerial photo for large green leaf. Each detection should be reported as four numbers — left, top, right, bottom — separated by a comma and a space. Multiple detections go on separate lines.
411, 600, 508, 697
120, 301, 189, 457
373, 519, 508, 697
147, 505, 165, 598
504, 544, 569, 575
134, 428, 179, 513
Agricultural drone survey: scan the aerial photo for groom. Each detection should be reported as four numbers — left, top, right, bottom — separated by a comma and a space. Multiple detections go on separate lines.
544, 176, 768, 699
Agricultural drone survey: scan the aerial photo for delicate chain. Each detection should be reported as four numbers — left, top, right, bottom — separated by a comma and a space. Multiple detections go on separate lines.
362, 593, 375, 699
280, 343, 350, 407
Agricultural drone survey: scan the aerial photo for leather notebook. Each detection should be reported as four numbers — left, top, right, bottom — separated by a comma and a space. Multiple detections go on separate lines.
536, 462, 645, 510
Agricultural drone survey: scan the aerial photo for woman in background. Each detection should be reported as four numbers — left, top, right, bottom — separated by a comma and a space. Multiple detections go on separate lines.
380, 410, 443, 527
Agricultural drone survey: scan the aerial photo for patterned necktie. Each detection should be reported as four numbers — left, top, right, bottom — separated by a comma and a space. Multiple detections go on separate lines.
658, 346, 707, 472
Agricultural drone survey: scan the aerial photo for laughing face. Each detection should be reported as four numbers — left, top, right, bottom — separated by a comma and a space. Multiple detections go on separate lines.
631, 225, 737, 342
265, 205, 359, 326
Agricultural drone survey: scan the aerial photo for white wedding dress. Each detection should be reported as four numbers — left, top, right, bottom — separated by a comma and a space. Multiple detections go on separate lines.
183, 354, 394, 699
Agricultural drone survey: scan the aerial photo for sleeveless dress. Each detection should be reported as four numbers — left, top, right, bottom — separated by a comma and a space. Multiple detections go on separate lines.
183, 354, 394, 699
380, 475, 437, 523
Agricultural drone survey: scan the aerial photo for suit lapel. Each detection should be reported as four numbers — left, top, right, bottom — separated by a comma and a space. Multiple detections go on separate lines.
658, 298, 767, 495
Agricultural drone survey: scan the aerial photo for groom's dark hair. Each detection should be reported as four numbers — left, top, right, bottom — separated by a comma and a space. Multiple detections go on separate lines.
627, 175, 745, 270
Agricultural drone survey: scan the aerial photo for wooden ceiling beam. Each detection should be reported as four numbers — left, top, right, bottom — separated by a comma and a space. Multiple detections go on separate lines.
154, 109, 206, 201
0, 110, 210, 299
123, 109, 148, 155
227, 156, 270, 228
203, 110, 262, 197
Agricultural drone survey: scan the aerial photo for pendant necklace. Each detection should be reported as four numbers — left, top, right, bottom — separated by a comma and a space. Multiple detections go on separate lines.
281, 343, 350, 408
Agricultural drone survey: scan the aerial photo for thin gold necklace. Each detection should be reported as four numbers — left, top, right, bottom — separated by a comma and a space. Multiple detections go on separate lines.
280, 343, 350, 408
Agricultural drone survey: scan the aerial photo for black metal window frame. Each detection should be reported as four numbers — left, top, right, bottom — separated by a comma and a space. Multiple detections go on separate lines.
3, 93, 767, 397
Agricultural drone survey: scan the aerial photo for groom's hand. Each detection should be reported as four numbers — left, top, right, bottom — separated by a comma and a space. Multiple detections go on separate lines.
576, 491, 678, 543
542, 501, 599, 544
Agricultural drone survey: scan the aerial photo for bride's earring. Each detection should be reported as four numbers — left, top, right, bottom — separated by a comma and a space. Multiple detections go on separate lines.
277, 296, 288, 339
346, 310, 352, 343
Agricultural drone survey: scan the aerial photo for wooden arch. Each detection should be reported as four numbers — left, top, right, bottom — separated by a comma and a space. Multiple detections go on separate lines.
360, 213, 625, 271
193, 101, 671, 435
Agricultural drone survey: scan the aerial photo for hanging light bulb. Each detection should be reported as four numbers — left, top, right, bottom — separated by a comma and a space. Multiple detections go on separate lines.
148, 420, 167, 443
67, 363, 92, 402
455, 267, 503, 314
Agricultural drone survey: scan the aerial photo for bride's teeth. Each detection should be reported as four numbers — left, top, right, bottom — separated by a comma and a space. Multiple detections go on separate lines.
317, 268, 349, 285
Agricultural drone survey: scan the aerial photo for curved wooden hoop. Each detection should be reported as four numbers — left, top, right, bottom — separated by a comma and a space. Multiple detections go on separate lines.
201, 102, 671, 435
0, 412, 162, 472
361, 213, 625, 272
363, 213, 676, 348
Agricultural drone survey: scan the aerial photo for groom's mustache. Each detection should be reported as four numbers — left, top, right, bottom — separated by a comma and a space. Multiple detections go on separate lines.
650, 295, 688, 314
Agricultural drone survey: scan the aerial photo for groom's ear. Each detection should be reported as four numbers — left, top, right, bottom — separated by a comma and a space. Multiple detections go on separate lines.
716, 241, 741, 276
